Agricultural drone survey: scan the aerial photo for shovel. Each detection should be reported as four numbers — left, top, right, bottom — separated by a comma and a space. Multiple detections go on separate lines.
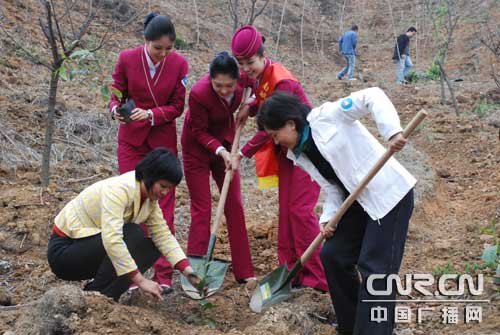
181, 88, 251, 299
249, 110, 428, 312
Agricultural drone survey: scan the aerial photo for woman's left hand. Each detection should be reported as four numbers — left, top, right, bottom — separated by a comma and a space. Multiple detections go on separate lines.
130, 108, 151, 121
220, 149, 233, 171
183, 266, 208, 294
320, 222, 336, 239
388, 132, 407, 153
230, 153, 243, 171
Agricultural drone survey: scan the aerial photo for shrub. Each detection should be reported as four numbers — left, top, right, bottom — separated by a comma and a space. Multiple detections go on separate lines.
425, 62, 441, 80
473, 101, 500, 118
175, 36, 188, 50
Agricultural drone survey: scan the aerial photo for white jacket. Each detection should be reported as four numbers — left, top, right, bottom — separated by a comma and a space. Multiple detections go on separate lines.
286, 87, 416, 222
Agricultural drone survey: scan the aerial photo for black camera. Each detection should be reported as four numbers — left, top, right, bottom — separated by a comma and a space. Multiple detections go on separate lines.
116, 99, 135, 123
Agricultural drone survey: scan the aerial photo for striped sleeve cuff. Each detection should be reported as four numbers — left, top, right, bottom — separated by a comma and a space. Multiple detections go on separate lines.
174, 259, 189, 273
127, 269, 139, 278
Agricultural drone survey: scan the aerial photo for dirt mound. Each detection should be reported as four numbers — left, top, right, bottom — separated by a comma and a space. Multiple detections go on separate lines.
14, 285, 87, 335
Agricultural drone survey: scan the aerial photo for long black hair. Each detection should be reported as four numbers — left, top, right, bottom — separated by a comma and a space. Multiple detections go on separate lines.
257, 91, 311, 134
143, 13, 176, 41
209, 51, 239, 79
135, 148, 183, 191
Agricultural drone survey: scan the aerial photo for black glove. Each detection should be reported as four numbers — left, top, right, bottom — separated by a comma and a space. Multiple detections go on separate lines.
116, 99, 135, 123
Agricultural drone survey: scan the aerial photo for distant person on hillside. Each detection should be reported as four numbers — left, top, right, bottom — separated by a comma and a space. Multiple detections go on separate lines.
47, 149, 204, 301
337, 25, 358, 81
109, 13, 188, 295
393, 27, 417, 85
181, 52, 255, 283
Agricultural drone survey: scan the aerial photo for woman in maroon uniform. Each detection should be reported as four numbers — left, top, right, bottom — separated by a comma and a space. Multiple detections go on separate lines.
181, 52, 255, 282
109, 13, 188, 293
230, 26, 327, 292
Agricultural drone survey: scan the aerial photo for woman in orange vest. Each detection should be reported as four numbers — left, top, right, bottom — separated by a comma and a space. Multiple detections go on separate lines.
230, 26, 327, 292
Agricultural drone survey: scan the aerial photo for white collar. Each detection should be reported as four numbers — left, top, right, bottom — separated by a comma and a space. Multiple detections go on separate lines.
144, 45, 161, 71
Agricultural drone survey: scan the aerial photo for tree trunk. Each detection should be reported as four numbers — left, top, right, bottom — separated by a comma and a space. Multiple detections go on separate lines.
41, 70, 60, 187
193, 0, 200, 46
438, 60, 459, 116
439, 73, 446, 104
274, 0, 287, 58
232, 0, 239, 32
300, 0, 306, 79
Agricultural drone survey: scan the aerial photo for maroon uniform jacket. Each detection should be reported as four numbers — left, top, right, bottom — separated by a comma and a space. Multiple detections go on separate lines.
110, 46, 188, 149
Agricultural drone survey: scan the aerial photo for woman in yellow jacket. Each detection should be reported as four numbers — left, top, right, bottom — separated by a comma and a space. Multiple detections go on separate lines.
47, 148, 201, 300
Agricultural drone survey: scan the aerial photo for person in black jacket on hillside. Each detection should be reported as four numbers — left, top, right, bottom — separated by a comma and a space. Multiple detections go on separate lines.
392, 27, 417, 85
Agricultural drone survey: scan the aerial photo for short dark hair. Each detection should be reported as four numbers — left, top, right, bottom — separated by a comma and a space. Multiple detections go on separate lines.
407, 27, 417, 33
351, 24, 358, 31
144, 13, 176, 42
209, 51, 240, 79
257, 91, 310, 134
135, 148, 183, 191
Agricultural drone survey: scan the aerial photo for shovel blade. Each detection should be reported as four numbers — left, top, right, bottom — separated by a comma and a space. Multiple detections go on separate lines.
249, 264, 292, 313
180, 255, 230, 300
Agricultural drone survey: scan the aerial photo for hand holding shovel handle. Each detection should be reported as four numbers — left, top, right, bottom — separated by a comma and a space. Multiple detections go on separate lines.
300, 109, 428, 263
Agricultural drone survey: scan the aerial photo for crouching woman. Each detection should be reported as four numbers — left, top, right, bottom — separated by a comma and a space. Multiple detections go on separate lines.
47, 148, 202, 301
257, 88, 416, 335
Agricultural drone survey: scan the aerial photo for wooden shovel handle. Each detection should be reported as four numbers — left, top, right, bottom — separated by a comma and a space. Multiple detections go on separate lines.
210, 87, 252, 234
299, 110, 428, 263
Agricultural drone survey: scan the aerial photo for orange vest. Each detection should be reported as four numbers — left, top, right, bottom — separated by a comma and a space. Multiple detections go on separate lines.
254, 62, 298, 189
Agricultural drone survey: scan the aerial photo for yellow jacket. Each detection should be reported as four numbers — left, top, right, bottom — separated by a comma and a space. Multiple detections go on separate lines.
54, 171, 186, 276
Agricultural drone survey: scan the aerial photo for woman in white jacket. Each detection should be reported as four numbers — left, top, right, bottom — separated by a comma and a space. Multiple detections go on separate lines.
257, 87, 415, 335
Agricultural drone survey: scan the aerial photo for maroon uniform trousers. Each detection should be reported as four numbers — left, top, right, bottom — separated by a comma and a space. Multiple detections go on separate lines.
277, 151, 327, 291
181, 74, 254, 281
182, 149, 254, 281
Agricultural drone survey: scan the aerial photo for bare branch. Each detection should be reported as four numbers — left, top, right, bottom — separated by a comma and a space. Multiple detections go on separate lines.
41, 0, 61, 65
480, 39, 500, 59
88, 30, 108, 53
111, 5, 146, 33
69, 10, 96, 54
49, 0, 67, 54
248, 0, 270, 25
63, 0, 76, 37
254, 0, 270, 19
247, 0, 257, 24
193, 0, 200, 46
274, 0, 287, 57
490, 62, 500, 88
300, 0, 306, 79
228, 0, 239, 32
39, 16, 50, 41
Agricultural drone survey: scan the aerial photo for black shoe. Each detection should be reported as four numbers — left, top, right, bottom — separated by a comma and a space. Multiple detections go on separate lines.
331, 322, 353, 335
